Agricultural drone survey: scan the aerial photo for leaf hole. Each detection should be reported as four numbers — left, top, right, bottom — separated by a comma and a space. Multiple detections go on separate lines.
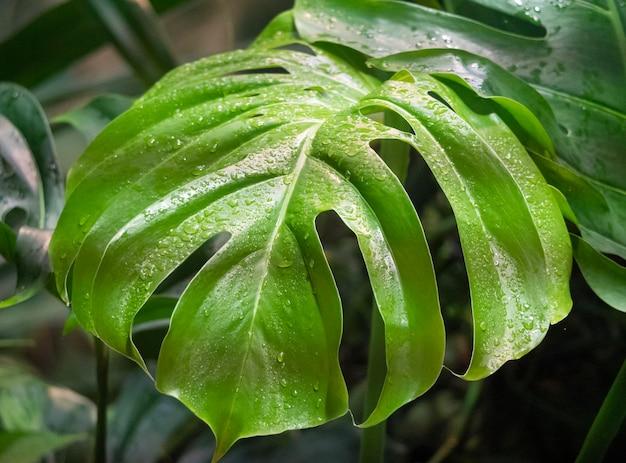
131, 231, 231, 366
228, 66, 289, 76
2, 207, 27, 231
427, 91, 456, 113
314, 211, 375, 401
274, 43, 317, 55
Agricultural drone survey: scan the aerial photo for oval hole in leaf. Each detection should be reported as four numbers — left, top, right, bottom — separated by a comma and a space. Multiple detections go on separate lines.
2, 207, 27, 231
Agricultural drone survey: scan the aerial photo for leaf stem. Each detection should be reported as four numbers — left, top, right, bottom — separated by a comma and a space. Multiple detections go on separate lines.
427, 381, 482, 463
360, 306, 387, 463
576, 357, 626, 463
94, 337, 109, 463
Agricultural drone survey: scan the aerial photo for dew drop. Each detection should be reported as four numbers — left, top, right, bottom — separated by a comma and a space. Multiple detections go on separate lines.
276, 256, 293, 268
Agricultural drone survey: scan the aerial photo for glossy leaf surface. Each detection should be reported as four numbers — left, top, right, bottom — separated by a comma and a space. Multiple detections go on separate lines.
368, 48, 625, 259
293, 0, 626, 259
0, 83, 63, 307
51, 41, 569, 458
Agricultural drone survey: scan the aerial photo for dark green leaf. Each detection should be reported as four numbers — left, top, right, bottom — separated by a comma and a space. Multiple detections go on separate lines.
86, 0, 177, 85
53, 94, 133, 143
0, 357, 91, 463
109, 371, 197, 463
0, 83, 63, 307
0, 357, 95, 434
571, 235, 626, 312
0, 0, 187, 87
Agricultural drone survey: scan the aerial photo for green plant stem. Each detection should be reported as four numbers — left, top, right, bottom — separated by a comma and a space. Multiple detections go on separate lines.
427, 381, 482, 463
360, 113, 411, 463
94, 337, 109, 463
360, 307, 387, 463
576, 357, 626, 463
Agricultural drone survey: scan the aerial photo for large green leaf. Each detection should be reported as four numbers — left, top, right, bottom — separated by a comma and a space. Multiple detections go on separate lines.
0, 83, 63, 307
293, 0, 626, 259
50, 41, 569, 459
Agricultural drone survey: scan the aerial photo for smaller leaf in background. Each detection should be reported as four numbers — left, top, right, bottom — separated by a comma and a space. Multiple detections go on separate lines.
571, 236, 626, 313
87, 0, 177, 85
53, 94, 133, 144
0, 431, 82, 463
0, 357, 92, 463
0, 83, 63, 308
108, 370, 198, 463
0, 0, 188, 87
0, 357, 95, 434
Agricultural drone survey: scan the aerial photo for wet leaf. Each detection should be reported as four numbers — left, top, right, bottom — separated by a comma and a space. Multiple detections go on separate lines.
0, 431, 82, 463
293, 0, 626, 259
50, 39, 569, 459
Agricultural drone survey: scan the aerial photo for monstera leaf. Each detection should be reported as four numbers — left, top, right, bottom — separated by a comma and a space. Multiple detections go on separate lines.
0, 83, 64, 307
50, 41, 570, 459
293, 0, 626, 260
363, 48, 626, 311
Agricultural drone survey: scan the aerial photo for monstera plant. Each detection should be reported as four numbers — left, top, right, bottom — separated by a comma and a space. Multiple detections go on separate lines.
1, 0, 624, 462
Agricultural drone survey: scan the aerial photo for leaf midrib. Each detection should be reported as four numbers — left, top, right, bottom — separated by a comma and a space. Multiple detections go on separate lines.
216, 125, 319, 448
82, 117, 325, 337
